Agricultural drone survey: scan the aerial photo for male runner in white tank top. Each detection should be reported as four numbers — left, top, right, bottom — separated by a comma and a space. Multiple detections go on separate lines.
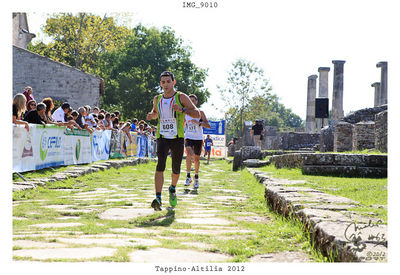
184, 94, 210, 189
147, 72, 200, 211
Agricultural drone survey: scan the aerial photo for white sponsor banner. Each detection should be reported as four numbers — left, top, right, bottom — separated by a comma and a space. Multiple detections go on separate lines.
13, 124, 92, 172
32, 125, 65, 170
63, 128, 92, 165
13, 124, 35, 172
183, 134, 227, 157
92, 130, 112, 161
203, 134, 227, 157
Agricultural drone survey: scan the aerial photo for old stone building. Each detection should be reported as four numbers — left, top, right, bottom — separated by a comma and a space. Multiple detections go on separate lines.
12, 13, 104, 109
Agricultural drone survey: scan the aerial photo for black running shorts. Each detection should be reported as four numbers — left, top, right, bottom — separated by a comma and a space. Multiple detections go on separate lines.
156, 138, 184, 174
185, 139, 203, 156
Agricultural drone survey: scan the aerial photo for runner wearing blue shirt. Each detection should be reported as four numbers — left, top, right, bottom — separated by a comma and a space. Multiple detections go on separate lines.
203, 135, 213, 164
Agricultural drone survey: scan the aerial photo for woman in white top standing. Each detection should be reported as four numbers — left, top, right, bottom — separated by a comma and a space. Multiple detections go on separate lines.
184, 94, 210, 189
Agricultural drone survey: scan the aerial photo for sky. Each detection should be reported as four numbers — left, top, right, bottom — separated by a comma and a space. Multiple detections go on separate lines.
2, 1, 400, 274
22, 0, 399, 121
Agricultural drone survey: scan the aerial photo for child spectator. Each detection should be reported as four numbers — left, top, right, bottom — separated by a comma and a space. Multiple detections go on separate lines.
76, 107, 94, 133
84, 105, 96, 128
112, 117, 119, 130
130, 118, 138, 132
96, 113, 106, 130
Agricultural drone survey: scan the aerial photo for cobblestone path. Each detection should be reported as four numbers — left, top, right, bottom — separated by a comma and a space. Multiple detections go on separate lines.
12, 159, 320, 263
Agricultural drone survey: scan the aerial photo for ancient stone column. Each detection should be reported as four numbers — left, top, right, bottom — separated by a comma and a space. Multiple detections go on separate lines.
306, 75, 318, 133
331, 60, 346, 125
376, 61, 387, 105
316, 67, 330, 131
371, 82, 381, 107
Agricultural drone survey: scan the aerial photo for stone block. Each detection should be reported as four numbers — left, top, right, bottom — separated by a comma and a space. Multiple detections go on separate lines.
302, 165, 387, 178
375, 110, 387, 153
334, 122, 354, 152
352, 121, 375, 151
319, 125, 334, 152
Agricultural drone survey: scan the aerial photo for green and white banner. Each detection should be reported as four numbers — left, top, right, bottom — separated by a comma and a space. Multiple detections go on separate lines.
64, 128, 92, 165
13, 125, 92, 172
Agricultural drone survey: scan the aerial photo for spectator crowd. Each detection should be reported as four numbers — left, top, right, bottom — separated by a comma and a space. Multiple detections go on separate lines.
12, 86, 157, 140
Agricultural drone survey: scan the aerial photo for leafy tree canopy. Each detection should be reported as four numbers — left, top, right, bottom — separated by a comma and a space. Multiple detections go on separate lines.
219, 59, 303, 139
28, 12, 130, 75
99, 24, 209, 120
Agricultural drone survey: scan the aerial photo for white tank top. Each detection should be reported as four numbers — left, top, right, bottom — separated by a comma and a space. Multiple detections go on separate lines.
158, 95, 178, 139
185, 113, 203, 140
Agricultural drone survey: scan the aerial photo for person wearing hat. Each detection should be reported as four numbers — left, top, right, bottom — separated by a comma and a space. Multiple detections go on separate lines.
146, 71, 200, 211
52, 102, 71, 123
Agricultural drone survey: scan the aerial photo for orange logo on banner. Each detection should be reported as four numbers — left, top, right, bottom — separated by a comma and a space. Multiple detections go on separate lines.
184, 148, 224, 157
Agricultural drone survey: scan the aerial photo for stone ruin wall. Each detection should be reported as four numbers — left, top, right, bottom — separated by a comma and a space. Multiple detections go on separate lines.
326, 105, 387, 153
13, 46, 103, 109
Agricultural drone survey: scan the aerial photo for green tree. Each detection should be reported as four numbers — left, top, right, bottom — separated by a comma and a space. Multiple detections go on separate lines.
219, 59, 303, 138
98, 24, 209, 120
28, 12, 129, 75
218, 59, 272, 133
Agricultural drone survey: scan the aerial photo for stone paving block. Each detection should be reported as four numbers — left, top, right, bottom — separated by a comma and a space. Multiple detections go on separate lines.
98, 208, 154, 220
13, 247, 116, 260
28, 222, 84, 229
175, 218, 232, 225
56, 237, 161, 247
13, 240, 68, 248
110, 228, 159, 234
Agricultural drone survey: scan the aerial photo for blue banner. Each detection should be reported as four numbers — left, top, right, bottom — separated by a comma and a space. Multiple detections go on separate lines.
137, 134, 148, 157
203, 120, 225, 135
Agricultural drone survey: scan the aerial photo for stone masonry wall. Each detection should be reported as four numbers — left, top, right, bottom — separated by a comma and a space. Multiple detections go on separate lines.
334, 122, 354, 152
13, 46, 102, 109
269, 153, 387, 178
375, 110, 387, 152
352, 121, 375, 151
342, 105, 387, 124
274, 132, 320, 150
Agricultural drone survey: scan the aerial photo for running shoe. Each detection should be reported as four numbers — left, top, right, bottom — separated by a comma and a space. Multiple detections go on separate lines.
151, 198, 162, 211
193, 178, 199, 189
184, 177, 192, 186
169, 185, 177, 207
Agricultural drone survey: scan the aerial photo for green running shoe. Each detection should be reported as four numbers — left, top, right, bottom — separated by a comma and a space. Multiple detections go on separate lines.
169, 185, 177, 207
151, 198, 162, 211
